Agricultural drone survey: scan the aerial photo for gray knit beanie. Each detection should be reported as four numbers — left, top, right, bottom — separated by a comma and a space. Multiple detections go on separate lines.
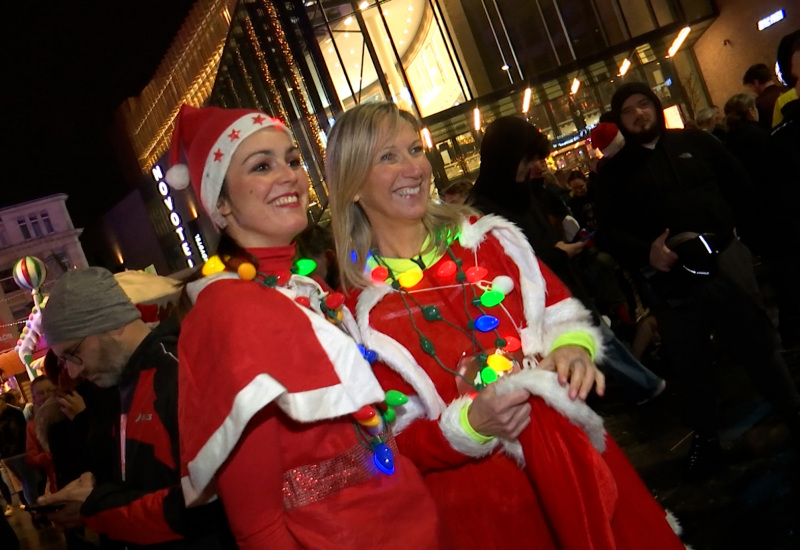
42, 267, 141, 346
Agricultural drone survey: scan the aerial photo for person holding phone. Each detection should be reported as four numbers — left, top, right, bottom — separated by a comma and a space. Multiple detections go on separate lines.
37, 268, 234, 549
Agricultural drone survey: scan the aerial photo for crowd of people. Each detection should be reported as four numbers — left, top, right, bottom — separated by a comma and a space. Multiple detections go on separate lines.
0, 27, 797, 550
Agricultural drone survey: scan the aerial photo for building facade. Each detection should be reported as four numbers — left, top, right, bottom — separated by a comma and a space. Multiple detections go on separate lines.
693, 0, 798, 108
111, 0, 752, 272
0, 195, 88, 347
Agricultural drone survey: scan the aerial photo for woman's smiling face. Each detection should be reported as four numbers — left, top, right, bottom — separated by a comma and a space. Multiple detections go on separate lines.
354, 119, 432, 229
218, 128, 310, 248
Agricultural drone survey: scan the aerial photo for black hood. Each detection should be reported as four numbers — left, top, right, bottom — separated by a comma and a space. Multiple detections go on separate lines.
610, 82, 667, 139
471, 116, 548, 206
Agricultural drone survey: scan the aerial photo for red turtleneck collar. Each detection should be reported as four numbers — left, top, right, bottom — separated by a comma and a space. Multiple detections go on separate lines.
246, 244, 296, 275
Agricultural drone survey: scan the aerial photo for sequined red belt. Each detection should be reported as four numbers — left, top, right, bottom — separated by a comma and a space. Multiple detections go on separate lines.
282, 437, 399, 510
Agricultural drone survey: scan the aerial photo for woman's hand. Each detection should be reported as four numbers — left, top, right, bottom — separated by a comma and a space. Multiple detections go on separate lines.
467, 384, 531, 440
537, 345, 605, 400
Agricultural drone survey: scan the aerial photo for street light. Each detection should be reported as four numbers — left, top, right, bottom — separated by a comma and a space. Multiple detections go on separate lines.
667, 27, 691, 58
522, 88, 532, 113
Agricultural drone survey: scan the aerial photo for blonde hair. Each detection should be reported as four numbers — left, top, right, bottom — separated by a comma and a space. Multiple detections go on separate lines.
326, 101, 474, 290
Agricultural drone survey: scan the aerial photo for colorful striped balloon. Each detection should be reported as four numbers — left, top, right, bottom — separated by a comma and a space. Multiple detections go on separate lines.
13, 256, 47, 291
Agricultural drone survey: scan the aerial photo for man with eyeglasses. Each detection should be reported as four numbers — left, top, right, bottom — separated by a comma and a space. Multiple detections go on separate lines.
596, 82, 800, 481
36, 267, 233, 548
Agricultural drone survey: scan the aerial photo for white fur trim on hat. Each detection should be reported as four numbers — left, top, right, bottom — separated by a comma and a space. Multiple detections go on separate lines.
201, 113, 290, 228
602, 131, 625, 158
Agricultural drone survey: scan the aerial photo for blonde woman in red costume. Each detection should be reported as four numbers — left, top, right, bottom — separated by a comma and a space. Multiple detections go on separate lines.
326, 101, 686, 550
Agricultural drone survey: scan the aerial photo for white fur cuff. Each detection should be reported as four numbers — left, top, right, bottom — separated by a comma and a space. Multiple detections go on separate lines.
494, 369, 606, 452
439, 396, 501, 458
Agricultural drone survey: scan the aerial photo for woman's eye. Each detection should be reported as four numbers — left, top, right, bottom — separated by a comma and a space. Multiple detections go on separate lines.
380, 153, 394, 162
410, 145, 424, 154
289, 158, 302, 168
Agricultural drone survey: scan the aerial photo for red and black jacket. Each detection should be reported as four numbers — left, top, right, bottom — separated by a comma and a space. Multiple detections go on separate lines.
80, 318, 233, 549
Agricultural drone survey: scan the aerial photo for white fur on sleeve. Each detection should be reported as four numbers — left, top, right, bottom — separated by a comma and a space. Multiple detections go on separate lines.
460, 215, 605, 362
356, 284, 446, 420
439, 395, 500, 458
494, 368, 606, 453
541, 297, 606, 363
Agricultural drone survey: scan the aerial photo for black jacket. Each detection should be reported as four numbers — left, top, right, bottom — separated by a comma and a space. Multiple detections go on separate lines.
48, 383, 119, 491
0, 405, 26, 459
596, 129, 754, 297
79, 318, 233, 549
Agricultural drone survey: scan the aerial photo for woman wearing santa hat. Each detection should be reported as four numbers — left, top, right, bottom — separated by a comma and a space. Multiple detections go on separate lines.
325, 101, 685, 550
165, 104, 439, 549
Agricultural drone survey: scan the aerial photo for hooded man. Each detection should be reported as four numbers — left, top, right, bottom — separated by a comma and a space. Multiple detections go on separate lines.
596, 82, 800, 480
36, 267, 233, 549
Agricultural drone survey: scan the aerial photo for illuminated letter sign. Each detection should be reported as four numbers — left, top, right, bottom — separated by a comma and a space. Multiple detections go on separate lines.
150, 165, 209, 269
758, 10, 784, 31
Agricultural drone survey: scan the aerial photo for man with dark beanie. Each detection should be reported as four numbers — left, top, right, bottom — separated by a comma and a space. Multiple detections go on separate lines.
36, 267, 233, 549
596, 82, 800, 480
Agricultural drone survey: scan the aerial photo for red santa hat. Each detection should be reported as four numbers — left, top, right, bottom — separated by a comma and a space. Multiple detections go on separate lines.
590, 122, 625, 158
165, 104, 291, 227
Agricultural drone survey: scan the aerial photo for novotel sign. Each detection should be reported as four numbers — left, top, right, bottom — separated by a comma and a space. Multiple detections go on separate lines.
758, 10, 785, 31
150, 165, 209, 269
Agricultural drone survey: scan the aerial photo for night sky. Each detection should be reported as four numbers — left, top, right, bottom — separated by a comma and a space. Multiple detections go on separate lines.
2, 1, 196, 230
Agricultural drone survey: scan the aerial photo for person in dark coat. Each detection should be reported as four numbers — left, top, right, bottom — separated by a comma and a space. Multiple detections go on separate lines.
743, 63, 786, 131
596, 81, 800, 479
769, 30, 800, 343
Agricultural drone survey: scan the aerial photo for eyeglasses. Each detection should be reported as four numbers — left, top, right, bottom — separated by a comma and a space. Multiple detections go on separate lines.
57, 336, 87, 368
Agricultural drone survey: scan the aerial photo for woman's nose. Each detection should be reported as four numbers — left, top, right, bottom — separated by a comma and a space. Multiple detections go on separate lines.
403, 156, 424, 177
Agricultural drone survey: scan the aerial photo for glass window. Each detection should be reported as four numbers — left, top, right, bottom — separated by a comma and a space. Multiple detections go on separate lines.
617, 0, 656, 37
555, 0, 608, 59
592, 0, 628, 45
40, 210, 54, 233
650, 0, 676, 27
312, 0, 468, 117
0, 268, 18, 294
17, 217, 31, 240
0, 222, 8, 247
679, 0, 715, 22
29, 214, 43, 238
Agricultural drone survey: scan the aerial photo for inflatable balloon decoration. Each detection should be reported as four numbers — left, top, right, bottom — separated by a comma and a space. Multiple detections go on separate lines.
12, 256, 47, 379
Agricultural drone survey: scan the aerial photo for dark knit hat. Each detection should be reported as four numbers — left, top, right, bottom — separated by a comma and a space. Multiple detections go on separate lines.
42, 267, 141, 346
610, 82, 666, 137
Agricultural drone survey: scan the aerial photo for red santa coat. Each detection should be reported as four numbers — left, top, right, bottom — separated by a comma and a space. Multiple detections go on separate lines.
178, 247, 439, 549
350, 215, 685, 550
